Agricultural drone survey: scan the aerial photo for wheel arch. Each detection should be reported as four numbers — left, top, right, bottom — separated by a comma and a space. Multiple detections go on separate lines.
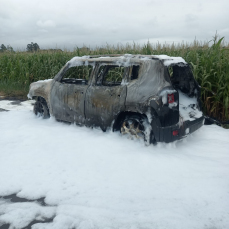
113, 111, 148, 131
32, 95, 48, 105
32, 96, 50, 109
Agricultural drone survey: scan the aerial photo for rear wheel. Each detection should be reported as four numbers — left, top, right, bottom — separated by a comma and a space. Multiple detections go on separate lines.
120, 114, 156, 145
33, 98, 50, 119
120, 115, 145, 140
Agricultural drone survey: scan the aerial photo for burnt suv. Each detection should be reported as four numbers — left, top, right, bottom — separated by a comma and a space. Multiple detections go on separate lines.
28, 54, 204, 144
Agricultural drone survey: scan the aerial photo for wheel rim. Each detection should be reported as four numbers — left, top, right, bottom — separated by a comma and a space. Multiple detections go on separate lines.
121, 119, 144, 139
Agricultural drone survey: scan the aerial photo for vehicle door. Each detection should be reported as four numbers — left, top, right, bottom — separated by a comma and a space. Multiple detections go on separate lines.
50, 63, 94, 123
85, 63, 128, 130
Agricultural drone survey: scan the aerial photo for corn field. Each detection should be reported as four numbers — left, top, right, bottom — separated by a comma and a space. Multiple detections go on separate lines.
0, 36, 229, 122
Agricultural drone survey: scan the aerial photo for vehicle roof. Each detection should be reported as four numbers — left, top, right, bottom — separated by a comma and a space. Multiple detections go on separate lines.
67, 54, 187, 67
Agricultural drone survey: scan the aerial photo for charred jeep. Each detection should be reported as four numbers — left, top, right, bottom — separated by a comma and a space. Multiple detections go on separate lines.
28, 54, 204, 144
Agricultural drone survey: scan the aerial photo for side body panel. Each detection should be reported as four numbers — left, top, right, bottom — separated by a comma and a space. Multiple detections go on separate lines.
126, 60, 171, 110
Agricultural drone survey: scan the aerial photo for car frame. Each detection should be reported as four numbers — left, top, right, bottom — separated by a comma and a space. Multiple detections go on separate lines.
28, 54, 205, 144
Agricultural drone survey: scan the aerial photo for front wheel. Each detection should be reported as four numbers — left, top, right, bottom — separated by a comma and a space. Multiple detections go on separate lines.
33, 98, 50, 119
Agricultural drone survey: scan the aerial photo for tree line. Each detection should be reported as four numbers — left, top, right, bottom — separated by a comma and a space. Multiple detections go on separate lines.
0, 42, 40, 53
0, 44, 14, 52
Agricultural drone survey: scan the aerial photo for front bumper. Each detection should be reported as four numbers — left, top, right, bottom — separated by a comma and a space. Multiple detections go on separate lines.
152, 116, 205, 143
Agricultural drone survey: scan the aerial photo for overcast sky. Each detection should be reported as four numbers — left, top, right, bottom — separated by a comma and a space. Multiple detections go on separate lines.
1, 0, 229, 50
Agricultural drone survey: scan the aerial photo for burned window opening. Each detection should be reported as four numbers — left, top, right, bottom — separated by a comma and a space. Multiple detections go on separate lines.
131, 65, 139, 80
61, 65, 93, 85
168, 66, 173, 78
168, 65, 196, 97
96, 65, 125, 87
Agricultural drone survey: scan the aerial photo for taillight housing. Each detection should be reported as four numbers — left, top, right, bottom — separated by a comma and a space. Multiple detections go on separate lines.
168, 93, 174, 104
173, 130, 179, 136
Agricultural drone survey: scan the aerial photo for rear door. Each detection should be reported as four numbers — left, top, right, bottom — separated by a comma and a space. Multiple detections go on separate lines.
85, 63, 128, 130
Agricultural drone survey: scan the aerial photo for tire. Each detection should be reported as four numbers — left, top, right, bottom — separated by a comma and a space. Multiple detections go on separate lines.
120, 115, 145, 141
120, 114, 156, 145
33, 98, 50, 119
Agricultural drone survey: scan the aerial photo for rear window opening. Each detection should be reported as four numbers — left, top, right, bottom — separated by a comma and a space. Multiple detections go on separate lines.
168, 65, 197, 97
167, 65, 203, 121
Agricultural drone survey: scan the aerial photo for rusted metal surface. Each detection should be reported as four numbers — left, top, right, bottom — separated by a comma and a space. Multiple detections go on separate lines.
28, 55, 204, 143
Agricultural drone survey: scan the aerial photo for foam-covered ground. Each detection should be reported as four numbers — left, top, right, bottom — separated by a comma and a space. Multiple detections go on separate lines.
0, 100, 229, 229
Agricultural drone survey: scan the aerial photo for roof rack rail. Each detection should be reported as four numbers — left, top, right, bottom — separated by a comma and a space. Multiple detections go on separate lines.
88, 54, 124, 58
86, 54, 165, 60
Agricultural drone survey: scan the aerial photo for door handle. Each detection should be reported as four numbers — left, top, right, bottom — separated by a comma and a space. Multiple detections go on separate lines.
74, 91, 84, 94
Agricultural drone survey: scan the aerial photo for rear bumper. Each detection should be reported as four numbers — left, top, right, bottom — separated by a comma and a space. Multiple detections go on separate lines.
152, 116, 205, 143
